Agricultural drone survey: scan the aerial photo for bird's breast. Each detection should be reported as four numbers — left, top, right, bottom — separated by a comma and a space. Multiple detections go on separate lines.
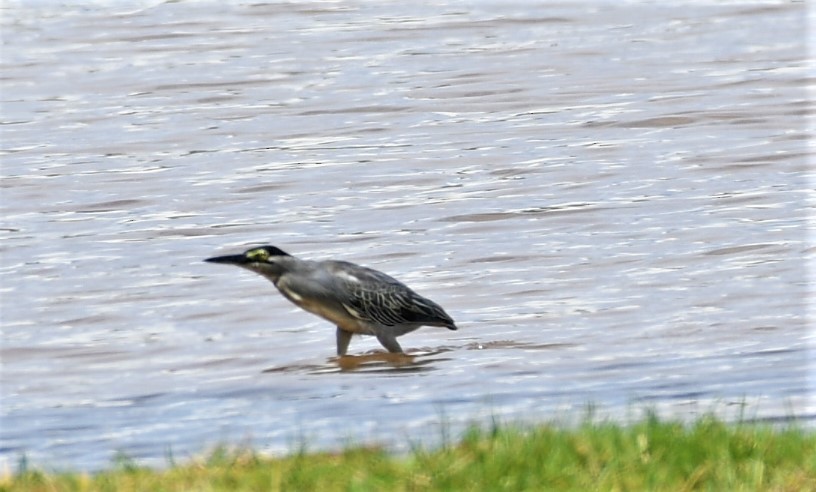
275, 282, 374, 335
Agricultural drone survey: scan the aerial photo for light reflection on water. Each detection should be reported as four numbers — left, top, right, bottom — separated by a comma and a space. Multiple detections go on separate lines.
1, 0, 812, 472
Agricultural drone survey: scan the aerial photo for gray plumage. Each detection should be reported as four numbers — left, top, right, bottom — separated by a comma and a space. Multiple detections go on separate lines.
205, 245, 457, 355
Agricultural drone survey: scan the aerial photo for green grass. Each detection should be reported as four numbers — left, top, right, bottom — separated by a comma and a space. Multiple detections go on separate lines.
4, 414, 814, 491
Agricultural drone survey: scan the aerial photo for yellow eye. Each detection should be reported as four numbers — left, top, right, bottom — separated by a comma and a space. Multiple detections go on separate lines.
246, 248, 269, 262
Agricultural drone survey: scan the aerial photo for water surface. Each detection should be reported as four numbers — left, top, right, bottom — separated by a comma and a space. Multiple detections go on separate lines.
1, 0, 812, 471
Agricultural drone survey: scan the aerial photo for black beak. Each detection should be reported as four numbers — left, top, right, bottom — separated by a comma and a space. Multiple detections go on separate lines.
204, 254, 249, 265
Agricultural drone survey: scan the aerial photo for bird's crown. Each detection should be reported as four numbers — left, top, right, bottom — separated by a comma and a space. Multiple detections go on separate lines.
244, 245, 290, 262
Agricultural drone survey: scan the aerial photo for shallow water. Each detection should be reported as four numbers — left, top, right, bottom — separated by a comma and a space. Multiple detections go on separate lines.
1, 1, 812, 472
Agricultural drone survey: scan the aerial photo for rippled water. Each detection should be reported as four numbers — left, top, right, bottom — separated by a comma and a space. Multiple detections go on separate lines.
1, 1, 812, 472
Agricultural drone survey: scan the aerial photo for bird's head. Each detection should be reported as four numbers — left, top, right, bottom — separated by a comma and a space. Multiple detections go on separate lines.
205, 245, 292, 282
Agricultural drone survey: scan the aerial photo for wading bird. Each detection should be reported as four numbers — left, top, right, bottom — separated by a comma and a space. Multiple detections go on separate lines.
205, 246, 457, 355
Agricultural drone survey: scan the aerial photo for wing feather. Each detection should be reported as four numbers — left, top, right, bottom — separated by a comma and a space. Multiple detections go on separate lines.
327, 261, 455, 328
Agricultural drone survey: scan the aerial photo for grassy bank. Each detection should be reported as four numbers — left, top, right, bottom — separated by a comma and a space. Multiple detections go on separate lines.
4, 415, 814, 491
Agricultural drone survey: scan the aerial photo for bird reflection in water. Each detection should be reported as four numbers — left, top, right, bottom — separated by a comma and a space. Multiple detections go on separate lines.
263, 348, 452, 374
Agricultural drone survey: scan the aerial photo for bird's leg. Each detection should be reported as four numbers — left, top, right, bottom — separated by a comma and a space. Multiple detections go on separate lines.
376, 333, 404, 353
336, 327, 352, 356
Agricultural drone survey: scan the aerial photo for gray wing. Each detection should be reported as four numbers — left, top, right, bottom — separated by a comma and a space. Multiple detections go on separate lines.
326, 261, 456, 329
